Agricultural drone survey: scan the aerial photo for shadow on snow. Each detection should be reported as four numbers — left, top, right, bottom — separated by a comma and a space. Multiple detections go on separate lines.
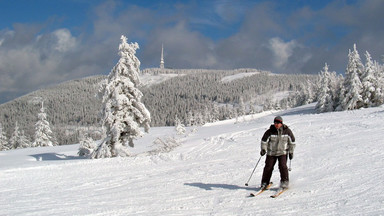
29, 153, 86, 161
184, 182, 255, 191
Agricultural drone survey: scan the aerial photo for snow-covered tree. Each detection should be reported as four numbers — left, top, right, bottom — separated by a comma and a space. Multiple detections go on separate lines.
332, 74, 344, 110
351, 44, 365, 80
32, 102, 56, 147
0, 123, 8, 151
186, 111, 195, 127
174, 115, 186, 135
9, 122, 21, 149
211, 104, 220, 122
238, 97, 246, 116
316, 63, 334, 112
92, 35, 151, 158
338, 44, 364, 110
296, 81, 315, 106
374, 61, 384, 105
361, 51, 383, 107
19, 130, 31, 148
78, 132, 96, 157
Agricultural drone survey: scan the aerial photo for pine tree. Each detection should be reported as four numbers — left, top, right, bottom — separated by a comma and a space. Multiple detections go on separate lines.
174, 115, 186, 135
211, 104, 220, 122
92, 35, 151, 158
238, 97, 246, 116
32, 102, 56, 147
351, 44, 365, 80
361, 51, 383, 107
0, 123, 8, 151
338, 44, 364, 110
19, 130, 31, 148
331, 74, 344, 110
10, 122, 21, 149
78, 132, 96, 157
373, 61, 384, 105
186, 111, 194, 127
296, 83, 311, 106
316, 63, 334, 112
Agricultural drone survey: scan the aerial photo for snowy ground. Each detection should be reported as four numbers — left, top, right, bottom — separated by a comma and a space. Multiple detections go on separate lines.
1, 103, 384, 216
220, 72, 260, 83
140, 73, 183, 87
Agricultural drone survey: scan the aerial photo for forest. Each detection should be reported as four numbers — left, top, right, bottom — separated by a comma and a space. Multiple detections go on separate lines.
0, 68, 316, 146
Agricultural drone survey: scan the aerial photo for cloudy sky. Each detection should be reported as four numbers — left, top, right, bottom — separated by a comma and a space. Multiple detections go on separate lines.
0, 0, 383, 104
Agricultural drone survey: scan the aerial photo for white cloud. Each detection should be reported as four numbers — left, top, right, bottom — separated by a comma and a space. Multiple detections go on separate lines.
0, 27, 81, 96
53, 29, 77, 52
268, 37, 298, 69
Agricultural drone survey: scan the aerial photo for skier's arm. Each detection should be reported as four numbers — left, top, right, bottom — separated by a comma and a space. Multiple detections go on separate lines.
260, 129, 271, 153
287, 129, 296, 155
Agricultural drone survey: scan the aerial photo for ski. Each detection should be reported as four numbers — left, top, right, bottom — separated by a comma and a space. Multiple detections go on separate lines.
270, 187, 288, 198
249, 182, 273, 197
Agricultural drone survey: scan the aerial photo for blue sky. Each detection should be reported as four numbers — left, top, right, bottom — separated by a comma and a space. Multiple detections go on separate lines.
0, 0, 383, 103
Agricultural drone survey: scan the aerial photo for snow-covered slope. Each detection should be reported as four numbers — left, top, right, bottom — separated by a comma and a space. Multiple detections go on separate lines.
221, 72, 259, 83
1, 104, 384, 215
140, 73, 184, 87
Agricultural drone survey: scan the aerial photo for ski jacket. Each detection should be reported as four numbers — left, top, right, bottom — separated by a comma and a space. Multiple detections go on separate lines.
261, 124, 296, 156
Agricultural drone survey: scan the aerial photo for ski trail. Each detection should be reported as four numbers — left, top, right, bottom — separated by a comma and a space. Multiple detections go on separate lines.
1, 104, 384, 215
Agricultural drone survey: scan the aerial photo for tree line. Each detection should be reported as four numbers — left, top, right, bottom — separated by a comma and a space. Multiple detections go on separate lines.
0, 69, 315, 149
316, 44, 384, 112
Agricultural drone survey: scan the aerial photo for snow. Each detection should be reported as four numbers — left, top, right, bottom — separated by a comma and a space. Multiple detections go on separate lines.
140, 73, 183, 87
1, 103, 384, 215
221, 72, 259, 83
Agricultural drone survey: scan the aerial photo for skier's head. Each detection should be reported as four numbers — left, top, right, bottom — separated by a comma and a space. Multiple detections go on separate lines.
274, 116, 283, 129
274, 116, 283, 124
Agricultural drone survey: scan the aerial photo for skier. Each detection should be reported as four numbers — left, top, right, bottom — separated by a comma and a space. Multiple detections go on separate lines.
260, 116, 296, 189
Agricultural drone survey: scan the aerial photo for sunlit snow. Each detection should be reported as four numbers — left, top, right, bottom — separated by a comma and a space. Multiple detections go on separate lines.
1, 103, 384, 215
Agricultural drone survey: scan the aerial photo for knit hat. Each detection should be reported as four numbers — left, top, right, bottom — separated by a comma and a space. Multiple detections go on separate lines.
274, 116, 283, 123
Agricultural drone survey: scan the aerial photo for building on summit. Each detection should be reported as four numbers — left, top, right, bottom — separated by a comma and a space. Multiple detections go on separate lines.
160, 44, 164, 69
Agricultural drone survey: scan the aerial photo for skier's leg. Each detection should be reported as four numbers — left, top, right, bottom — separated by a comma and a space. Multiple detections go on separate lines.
278, 155, 289, 187
261, 155, 277, 185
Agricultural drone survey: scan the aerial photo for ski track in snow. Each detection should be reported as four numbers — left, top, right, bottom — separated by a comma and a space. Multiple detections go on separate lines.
1, 104, 384, 215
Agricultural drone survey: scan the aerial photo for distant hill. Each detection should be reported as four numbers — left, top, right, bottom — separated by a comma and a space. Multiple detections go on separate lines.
0, 68, 317, 145
0, 75, 105, 145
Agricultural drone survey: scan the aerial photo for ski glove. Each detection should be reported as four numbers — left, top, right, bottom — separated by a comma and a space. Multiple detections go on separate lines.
260, 149, 266, 156
289, 153, 293, 160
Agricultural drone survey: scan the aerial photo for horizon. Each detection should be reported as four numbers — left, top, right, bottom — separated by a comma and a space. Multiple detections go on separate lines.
0, 0, 384, 103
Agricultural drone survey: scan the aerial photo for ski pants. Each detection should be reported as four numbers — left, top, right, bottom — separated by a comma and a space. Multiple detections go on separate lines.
261, 155, 289, 185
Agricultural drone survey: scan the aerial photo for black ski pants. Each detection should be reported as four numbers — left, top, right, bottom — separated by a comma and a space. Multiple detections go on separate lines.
261, 155, 289, 185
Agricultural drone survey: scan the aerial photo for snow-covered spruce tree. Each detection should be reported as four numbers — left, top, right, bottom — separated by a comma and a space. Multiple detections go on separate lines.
9, 122, 21, 149
374, 61, 384, 105
78, 132, 96, 157
19, 130, 31, 148
238, 97, 246, 117
92, 35, 151, 158
316, 63, 334, 113
32, 102, 56, 147
211, 104, 220, 122
329, 73, 344, 110
361, 51, 382, 107
338, 44, 364, 110
328, 70, 340, 110
174, 115, 186, 135
351, 44, 365, 80
0, 123, 8, 151
295, 81, 315, 106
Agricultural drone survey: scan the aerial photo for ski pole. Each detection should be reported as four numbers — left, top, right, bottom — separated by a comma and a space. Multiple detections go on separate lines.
288, 159, 292, 171
245, 156, 262, 186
